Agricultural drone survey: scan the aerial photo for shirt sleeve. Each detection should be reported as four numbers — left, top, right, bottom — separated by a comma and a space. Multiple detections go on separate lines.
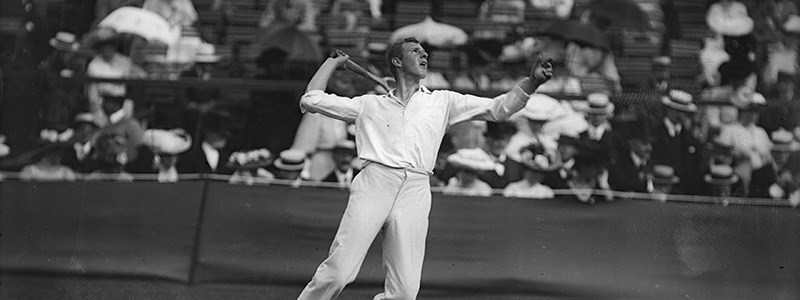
299, 90, 364, 124
446, 82, 530, 126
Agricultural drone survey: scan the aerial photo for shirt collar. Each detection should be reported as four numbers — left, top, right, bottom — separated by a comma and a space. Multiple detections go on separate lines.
388, 85, 432, 98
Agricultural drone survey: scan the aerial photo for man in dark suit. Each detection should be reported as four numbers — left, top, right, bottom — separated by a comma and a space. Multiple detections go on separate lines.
321, 140, 360, 187
177, 112, 236, 175
651, 90, 703, 195
609, 119, 653, 193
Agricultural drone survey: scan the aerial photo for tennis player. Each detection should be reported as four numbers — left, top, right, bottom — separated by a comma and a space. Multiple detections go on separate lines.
298, 37, 553, 300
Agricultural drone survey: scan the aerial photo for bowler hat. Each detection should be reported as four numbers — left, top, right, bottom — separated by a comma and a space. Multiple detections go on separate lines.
661, 89, 697, 113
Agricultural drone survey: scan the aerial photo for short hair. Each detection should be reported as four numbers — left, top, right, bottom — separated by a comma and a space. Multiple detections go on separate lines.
385, 37, 421, 77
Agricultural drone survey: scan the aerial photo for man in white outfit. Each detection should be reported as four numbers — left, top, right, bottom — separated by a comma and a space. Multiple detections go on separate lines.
297, 37, 553, 300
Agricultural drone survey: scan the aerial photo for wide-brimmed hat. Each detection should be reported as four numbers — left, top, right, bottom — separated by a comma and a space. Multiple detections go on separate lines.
518, 143, 562, 172
228, 148, 273, 169
50, 31, 80, 52
661, 89, 697, 113
142, 129, 192, 155
704, 164, 740, 186
771, 128, 800, 152
651, 164, 679, 186
195, 43, 221, 63
584, 93, 614, 115
517, 94, 564, 121
705, 137, 735, 156
447, 148, 497, 171
332, 139, 357, 155
273, 149, 307, 171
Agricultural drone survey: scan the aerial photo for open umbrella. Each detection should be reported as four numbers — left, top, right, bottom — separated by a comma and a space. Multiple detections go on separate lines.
588, 0, 650, 30
98, 7, 178, 44
253, 25, 323, 63
541, 20, 611, 51
390, 16, 468, 48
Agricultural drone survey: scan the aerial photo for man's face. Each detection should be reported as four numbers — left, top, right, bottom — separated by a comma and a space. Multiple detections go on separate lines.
100, 45, 116, 61
486, 136, 511, 157
398, 42, 428, 78
558, 144, 578, 161
332, 150, 355, 171
629, 139, 652, 160
586, 113, 609, 127
527, 119, 546, 134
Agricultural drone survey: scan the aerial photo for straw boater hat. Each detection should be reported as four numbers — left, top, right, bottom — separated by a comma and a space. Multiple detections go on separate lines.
446, 148, 497, 172
584, 93, 614, 115
661, 89, 697, 113
519, 143, 562, 172
273, 149, 307, 171
651, 164, 679, 186
50, 31, 80, 52
704, 164, 740, 186
771, 128, 800, 153
142, 129, 193, 155
195, 43, 221, 63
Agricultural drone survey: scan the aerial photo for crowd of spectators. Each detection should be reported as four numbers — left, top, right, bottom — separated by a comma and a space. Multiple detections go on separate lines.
1, 0, 800, 205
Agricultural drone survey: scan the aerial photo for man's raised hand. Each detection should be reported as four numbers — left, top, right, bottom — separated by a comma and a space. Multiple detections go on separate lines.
531, 56, 554, 85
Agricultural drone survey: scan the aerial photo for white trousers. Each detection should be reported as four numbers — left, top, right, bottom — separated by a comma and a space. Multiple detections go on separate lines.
298, 162, 432, 300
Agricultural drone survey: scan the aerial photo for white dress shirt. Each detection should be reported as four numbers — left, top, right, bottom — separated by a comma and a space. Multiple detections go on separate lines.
202, 142, 220, 171
301, 83, 532, 173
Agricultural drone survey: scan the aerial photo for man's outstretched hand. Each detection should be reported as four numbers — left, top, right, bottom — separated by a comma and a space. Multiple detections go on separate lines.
530, 56, 554, 85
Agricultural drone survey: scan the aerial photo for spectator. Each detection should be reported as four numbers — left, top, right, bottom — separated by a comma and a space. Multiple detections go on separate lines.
322, 140, 359, 188
180, 43, 223, 133
177, 112, 237, 175
503, 143, 559, 199
96, 93, 146, 159
505, 94, 561, 162
782, 152, 800, 206
141, 128, 193, 183
650, 56, 671, 93
718, 34, 757, 88
579, 93, 621, 164
551, 140, 613, 204
469, 121, 526, 189
703, 164, 740, 205
650, 164, 680, 202
652, 90, 703, 195
62, 112, 102, 173
38, 32, 86, 128
697, 137, 745, 197
20, 128, 77, 181
757, 0, 799, 88
699, 34, 730, 88
609, 119, 653, 193
749, 128, 799, 199
85, 133, 135, 181
543, 133, 580, 188
442, 148, 495, 197
719, 92, 771, 194
86, 30, 146, 126
269, 148, 308, 187
565, 41, 621, 94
